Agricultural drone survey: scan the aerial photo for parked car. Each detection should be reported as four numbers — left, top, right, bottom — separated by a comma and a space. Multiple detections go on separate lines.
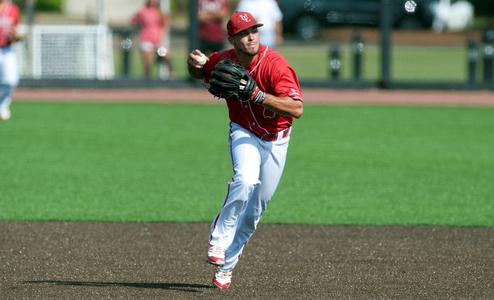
278, 0, 440, 40
432, 0, 474, 32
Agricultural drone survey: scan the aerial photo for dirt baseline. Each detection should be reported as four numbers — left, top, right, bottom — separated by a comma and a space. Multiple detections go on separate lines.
1, 222, 493, 299
13, 87, 494, 107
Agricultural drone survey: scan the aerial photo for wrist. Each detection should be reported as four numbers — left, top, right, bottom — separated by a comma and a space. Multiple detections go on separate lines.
250, 88, 266, 104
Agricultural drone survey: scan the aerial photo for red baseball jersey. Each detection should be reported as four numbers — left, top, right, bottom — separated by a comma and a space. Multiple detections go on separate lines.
204, 45, 303, 137
0, 2, 20, 48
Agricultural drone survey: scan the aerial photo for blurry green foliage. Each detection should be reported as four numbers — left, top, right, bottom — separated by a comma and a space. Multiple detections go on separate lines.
170, 0, 186, 13
13, 0, 63, 12
36, 0, 63, 12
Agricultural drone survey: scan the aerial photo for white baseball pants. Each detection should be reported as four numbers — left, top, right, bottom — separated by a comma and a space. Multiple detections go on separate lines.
209, 122, 290, 272
0, 47, 19, 110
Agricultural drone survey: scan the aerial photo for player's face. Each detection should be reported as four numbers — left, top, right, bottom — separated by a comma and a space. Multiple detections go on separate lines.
231, 27, 260, 57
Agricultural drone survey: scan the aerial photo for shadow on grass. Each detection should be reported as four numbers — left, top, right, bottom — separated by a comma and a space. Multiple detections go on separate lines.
23, 280, 213, 293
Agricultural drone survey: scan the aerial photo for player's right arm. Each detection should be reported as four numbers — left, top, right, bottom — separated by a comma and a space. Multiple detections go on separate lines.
187, 49, 208, 79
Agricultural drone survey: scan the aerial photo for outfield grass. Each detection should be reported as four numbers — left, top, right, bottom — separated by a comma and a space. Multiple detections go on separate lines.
1, 102, 493, 226
278, 44, 468, 82
116, 43, 468, 82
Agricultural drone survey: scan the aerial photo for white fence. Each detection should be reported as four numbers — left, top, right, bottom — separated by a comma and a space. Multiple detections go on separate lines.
15, 25, 115, 80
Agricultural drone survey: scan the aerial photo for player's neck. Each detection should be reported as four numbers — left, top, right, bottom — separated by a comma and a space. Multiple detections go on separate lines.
238, 56, 255, 68
235, 50, 258, 68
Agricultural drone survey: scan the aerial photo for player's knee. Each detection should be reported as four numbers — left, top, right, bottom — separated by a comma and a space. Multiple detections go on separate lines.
232, 174, 259, 190
242, 215, 257, 230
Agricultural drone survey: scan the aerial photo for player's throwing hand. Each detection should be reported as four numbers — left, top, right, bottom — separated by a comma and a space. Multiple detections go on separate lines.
188, 49, 209, 68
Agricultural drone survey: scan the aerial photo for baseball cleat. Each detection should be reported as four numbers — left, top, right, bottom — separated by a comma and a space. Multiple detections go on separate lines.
213, 269, 232, 289
207, 244, 225, 266
0, 107, 11, 121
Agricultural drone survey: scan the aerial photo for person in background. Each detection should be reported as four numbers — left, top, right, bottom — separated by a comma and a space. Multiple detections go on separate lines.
236, 0, 283, 48
132, 0, 174, 79
0, 0, 22, 121
198, 0, 229, 55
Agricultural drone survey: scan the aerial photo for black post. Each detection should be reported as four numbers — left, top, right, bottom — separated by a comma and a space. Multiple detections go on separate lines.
26, 0, 35, 25
329, 44, 341, 81
380, 0, 392, 88
467, 39, 478, 84
188, 0, 199, 55
482, 29, 494, 82
352, 31, 364, 80
120, 29, 133, 78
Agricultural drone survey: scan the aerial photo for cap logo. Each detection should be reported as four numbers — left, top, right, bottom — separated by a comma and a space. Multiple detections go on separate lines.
227, 11, 263, 36
239, 14, 251, 22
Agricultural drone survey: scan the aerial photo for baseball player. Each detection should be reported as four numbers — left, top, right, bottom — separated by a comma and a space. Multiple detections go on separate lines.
188, 11, 303, 289
0, 0, 21, 121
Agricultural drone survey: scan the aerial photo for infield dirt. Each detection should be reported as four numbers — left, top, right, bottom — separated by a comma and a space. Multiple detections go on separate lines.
1, 222, 493, 299
13, 87, 494, 107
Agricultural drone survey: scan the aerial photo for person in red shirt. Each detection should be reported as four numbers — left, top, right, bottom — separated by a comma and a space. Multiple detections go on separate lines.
132, 0, 174, 79
198, 0, 229, 55
0, 0, 21, 121
188, 11, 303, 289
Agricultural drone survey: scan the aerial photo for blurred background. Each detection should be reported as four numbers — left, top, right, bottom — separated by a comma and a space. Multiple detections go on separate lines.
10, 0, 494, 88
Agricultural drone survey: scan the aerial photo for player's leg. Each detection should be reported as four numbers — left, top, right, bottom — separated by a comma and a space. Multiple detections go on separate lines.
156, 46, 175, 80
0, 84, 12, 120
143, 49, 154, 78
139, 41, 154, 78
208, 123, 262, 261
220, 136, 290, 271
0, 48, 18, 121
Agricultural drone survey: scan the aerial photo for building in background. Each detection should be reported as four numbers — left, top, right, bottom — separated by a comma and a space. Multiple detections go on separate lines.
63, 0, 141, 26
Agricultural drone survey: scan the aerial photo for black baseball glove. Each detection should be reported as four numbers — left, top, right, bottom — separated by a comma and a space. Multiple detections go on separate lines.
208, 59, 266, 104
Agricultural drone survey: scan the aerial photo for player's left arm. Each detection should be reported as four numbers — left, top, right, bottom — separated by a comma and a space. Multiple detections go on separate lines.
240, 67, 303, 118
12, 21, 24, 43
261, 95, 303, 119
260, 61, 303, 118
241, 68, 303, 118
207, 58, 303, 118
7, 6, 23, 44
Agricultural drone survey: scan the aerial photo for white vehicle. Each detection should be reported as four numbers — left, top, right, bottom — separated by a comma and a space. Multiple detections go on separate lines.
431, 0, 474, 32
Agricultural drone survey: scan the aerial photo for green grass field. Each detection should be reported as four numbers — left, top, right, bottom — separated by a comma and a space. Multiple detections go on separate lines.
1, 102, 493, 226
